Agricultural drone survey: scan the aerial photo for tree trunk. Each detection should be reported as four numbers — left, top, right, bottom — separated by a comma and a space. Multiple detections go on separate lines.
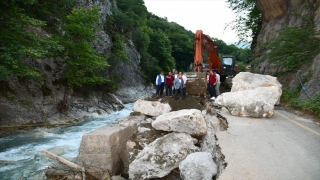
42, 150, 109, 180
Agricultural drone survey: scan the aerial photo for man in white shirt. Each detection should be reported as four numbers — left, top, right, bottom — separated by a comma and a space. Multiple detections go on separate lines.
173, 70, 178, 96
215, 70, 221, 96
155, 71, 165, 97
181, 72, 188, 99
174, 70, 178, 79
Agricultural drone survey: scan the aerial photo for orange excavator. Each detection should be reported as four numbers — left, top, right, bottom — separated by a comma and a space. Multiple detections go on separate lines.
193, 30, 220, 73
193, 30, 238, 76
186, 30, 238, 95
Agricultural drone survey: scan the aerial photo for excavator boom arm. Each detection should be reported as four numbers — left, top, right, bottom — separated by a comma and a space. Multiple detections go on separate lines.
193, 30, 221, 73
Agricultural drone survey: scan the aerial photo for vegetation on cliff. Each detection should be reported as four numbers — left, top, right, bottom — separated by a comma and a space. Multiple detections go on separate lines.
225, 0, 262, 45
0, 0, 73, 82
255, 13, 320, 117
0, 0, 109, 89
0, 0, 250, 87
227, 0, 320, 117
114, 0, 251, 81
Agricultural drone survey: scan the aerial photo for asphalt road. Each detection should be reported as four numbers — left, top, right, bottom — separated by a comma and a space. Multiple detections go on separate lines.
216, 107, 320, 180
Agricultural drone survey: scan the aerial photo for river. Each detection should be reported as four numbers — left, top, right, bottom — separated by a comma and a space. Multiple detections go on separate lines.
0, 103, 134, 180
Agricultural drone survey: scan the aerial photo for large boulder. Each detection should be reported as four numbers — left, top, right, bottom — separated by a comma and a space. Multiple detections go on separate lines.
132, 99, 172, 117
77, 115, 145, 178
152, 109, 207, 136
179, 152, 217, 180
133, 122, 167, 149
128, 132, 199, 179
200, 111, 226, 173
215, 86, 281, 117
121, 148, 141, 174
231, 72, 282, 104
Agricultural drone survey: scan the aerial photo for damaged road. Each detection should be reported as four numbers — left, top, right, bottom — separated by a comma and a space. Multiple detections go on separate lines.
216, 107, 320, 180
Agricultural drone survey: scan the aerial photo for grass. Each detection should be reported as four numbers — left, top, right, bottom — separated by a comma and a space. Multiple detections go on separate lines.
281, 90, 320, 117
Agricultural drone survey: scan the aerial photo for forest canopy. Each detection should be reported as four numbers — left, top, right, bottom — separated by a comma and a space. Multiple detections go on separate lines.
0, 0, 251, 86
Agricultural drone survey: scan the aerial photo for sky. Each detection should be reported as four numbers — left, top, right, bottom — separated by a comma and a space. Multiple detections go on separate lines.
143, 0, 239, 43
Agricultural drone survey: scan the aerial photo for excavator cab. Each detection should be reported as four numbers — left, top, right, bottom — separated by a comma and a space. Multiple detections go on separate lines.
221, 56, 238, 76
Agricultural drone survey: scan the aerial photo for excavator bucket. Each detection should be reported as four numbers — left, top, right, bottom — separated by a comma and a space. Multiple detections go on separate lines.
185, 72, 207, 96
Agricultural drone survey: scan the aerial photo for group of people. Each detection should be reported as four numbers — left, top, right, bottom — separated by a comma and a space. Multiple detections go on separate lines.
156, 69, 221, 100
206, 69, 221, 98
155, 69, 187, 100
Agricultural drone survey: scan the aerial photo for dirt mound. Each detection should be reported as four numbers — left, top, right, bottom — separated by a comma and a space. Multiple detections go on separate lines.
145, 95, 207, 111
145, 83, 231, 111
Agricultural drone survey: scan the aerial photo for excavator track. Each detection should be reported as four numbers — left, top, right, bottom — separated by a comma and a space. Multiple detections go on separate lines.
185, 72, 207, 96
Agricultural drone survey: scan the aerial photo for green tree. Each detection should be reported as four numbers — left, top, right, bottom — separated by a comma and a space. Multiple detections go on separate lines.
55, 6, 109, 111
237, 61, 247, 72
24, 0, 76, 30
168, 27, 194, 71
59, 6, 109, 88
148, 29, 175, 72
238, 48, 251, 64
116, 0, 148, 20
225, 0, 262, 44
214, 38, 251, 65
0, 0, 62, 81
147, 15, 193, 71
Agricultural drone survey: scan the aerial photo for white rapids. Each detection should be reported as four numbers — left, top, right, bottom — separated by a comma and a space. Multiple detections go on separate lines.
0, 103, 134, 180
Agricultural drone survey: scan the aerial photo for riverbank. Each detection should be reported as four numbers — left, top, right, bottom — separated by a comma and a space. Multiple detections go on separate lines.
0, 85, 154, 137
0, 103, 135, 180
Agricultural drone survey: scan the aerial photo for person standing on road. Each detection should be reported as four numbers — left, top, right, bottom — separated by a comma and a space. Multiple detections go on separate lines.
214, 69, 221, 96
209, 70, 217, 98
174, 70, 178, 79
181, 72, 188, 99
155, 71, 165, 98
165, 72, 174, 97
173, 70, 178, 96
206, 70, 213, 97
173, 74, 184, 100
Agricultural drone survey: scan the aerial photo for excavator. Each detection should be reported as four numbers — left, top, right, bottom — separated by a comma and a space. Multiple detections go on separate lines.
186, 30, 238, 95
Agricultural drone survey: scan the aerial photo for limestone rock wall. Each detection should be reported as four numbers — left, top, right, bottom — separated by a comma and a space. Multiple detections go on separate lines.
253, 0, 320, 97
0, 0, 152, 127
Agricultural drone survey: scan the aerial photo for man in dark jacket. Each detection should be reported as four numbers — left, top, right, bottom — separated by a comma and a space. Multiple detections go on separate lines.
165, 72, 174, 97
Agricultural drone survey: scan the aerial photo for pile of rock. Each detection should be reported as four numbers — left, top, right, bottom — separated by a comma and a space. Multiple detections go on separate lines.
216, 72, 282, 118
77, 99, 224, 180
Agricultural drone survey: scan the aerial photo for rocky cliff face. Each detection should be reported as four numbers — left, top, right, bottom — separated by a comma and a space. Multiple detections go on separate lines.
0, 0, 153, 128
253, 0, 320, 97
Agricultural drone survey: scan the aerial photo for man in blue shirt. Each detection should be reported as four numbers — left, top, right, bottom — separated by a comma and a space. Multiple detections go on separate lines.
173, 74, 184, 100
155, 71, 165, 98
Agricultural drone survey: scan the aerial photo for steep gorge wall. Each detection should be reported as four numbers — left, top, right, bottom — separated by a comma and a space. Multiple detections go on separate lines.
0, 0, 153, 127
253, 0, 320, 97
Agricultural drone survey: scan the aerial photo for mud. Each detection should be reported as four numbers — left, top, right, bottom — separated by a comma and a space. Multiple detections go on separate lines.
145, 83, 231, 112
145, 95, 206, 112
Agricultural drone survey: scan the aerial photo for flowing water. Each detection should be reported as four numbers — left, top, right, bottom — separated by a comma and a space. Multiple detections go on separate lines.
0, 103, 134, 180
